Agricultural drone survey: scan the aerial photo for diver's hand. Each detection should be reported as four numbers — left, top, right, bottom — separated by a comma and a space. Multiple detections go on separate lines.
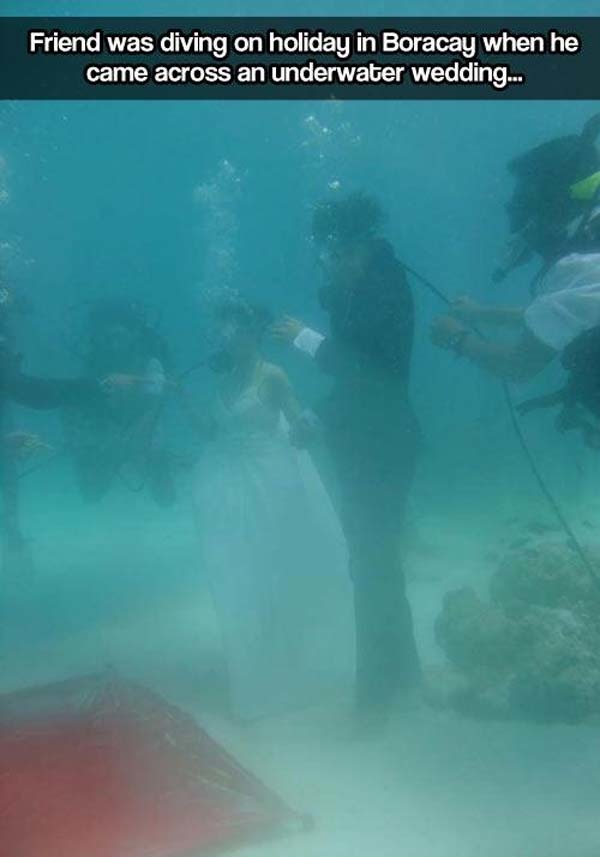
100, 373, 141, 392
3, 431, 51, 459
450, 296, 485, 324
430, 315, 467, 350
270, 316, 304, 344
516, 401, 536, 417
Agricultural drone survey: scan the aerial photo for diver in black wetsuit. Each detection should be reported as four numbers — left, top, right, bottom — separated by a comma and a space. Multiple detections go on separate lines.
273, 193, 421, 727
0, 288, 102, 575
516, 326, 600, 448
61, 298, 175, 506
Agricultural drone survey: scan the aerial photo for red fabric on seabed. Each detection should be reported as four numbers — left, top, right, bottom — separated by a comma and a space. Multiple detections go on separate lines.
0, 672, 304, 857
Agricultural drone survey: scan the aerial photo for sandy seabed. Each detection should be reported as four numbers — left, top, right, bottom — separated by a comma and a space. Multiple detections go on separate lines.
2, 481, 600, 857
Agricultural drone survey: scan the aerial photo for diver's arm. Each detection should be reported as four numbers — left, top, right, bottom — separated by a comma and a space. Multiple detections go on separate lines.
431, 314, 555, 382
266, 365, 305, 427
271, 315, 378, 377
517, 389, 567, 416
101, 360, 166, 396
451, 297, 525, 329
457, 330, 554, 382
475, 306, 525, 327
270, 316, 358, 377
6, 374, 101, 410
267, 365, 320, 448
270, 316, 326, 360
1, 340, 100, 409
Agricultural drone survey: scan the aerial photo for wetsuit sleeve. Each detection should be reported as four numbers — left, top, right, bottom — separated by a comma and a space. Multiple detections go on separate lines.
517, 389, 567, 415
5, 374, 101, 410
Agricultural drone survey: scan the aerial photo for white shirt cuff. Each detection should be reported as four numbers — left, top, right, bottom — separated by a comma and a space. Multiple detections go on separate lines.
293, 327, 325, 359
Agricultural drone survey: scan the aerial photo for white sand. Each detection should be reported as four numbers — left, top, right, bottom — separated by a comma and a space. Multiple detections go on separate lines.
3, 484, 600, 857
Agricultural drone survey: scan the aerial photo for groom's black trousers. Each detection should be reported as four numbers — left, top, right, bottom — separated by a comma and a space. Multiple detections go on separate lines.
321, 416, 421, 711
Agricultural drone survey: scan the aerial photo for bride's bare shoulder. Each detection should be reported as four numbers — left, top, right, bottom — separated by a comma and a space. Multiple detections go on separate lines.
259, 362, 294, 405
260, 361, 290, 384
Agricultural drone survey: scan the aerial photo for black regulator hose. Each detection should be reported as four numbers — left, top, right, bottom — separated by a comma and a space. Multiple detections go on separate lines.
398, 258, 600, 592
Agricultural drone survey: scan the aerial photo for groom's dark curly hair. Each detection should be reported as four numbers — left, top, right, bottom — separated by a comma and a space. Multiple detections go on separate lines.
312, 191, 384, 246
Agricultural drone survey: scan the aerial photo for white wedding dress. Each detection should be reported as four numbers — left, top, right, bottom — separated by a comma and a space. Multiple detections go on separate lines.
194, 379, 354, 721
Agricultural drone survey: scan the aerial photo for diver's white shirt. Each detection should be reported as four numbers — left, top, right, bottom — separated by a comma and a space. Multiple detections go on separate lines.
524, 252, 600, 351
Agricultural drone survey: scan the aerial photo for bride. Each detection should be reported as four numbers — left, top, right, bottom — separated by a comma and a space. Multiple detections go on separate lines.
190, 297, 354, 722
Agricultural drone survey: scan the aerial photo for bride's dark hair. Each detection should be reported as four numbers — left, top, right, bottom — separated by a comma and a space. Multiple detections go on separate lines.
215, 297, 273, 339
208, 297, 273, 373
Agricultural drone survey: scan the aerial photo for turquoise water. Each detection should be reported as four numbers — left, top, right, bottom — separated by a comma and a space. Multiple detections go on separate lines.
2, 1, 600, 855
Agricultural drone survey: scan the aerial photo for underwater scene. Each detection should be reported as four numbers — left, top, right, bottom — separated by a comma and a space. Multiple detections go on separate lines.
1, 1, 600, 855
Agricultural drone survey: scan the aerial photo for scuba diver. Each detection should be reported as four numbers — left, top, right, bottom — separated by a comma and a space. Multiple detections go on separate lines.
0, 285, 102, 575
61, 298, 176, 506
272, 192, 421, 730
431, 113, 600, 394
516, 318, 600, 448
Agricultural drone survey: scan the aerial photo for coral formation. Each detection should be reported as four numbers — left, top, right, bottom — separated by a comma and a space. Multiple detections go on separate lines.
434, 542, 600, 723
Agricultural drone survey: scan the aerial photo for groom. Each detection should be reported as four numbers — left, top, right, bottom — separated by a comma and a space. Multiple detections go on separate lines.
273, 192, 421, 728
